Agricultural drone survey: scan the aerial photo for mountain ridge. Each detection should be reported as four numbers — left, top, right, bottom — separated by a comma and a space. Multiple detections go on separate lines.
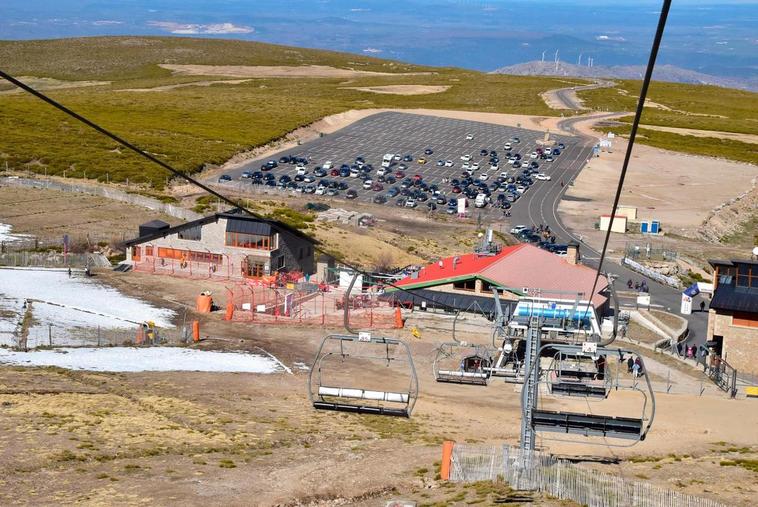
491, 61, 758, 92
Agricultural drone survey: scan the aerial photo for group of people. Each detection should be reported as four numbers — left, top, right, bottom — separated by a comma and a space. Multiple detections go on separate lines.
626, 279, 649, 292
626, 355, 644, 378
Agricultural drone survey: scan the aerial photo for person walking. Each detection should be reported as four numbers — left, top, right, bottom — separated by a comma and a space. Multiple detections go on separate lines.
700, 300, 706, 312
67, 267, 72, 278
627, 356, 634, 373
633, 357, 642, 378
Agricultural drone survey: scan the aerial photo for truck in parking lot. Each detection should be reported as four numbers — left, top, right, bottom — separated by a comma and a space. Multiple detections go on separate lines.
474, 193, 488, 208
382, 154, 394, 168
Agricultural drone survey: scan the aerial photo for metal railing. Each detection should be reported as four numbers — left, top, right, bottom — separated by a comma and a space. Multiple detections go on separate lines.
450, 444, 727, 507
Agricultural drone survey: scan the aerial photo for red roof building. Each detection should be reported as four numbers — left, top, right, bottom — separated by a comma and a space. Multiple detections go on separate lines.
392, 243, 608, 308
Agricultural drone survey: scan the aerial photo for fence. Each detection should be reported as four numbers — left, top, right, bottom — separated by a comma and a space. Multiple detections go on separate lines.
624, 242, 678, 262
0, 175, 201, 221
0, 252, 91, 268
224, 282, 400, 329
449, 444, 726, 507
9, 323, 191, 351
622, 257, 681, 289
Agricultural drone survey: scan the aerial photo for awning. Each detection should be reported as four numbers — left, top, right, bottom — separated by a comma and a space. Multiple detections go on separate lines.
225, 218, 272, 236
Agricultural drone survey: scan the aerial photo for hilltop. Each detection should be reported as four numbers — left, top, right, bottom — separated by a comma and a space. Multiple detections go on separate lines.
493, 60, 758, 92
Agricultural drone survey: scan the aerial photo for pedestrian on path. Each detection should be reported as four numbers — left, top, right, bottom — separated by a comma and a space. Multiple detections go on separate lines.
627, 356, 634, 373
700, 300, 706, 312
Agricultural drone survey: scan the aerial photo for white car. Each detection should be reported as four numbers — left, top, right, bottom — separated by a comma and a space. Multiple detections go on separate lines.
377, 167, 387, 176
393, 154, 401, 161
521, 161, 530, 168
510, 225, 529, 234
478, 173, 489, 181
444, 160, 453, 167
323, 161, 333, 170
546, 156, 554, 162
315, 186, 326, 195
296, 165, 307, 176
508, 156, 517, 163
489, 163, 499, 171
362, 179, 373, 189
530, 152, 538, 159
504, 143, 512, 150
405, 198, 417, 208
471, 162, 480, 170
535, 173, 551, 181
516, 185, 527, 194
350, 167, 360, 177
500, 171, 509, 179
465, 133, 474, 140
461, 161, 471, 170
460, 154, 472, 162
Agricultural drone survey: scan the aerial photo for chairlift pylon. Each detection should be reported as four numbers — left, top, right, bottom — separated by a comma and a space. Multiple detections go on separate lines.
308, 334, 419, 417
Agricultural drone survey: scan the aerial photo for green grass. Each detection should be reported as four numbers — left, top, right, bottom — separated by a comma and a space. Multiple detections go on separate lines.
0, 37, 570, 188
578, 80, 758, 165
602, 124, 758, 165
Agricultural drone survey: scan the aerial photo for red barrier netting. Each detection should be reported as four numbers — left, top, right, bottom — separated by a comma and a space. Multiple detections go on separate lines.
224, 282, 401, 329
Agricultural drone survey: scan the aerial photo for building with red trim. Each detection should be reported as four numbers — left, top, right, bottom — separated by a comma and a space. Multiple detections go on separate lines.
390, 242, 608, 310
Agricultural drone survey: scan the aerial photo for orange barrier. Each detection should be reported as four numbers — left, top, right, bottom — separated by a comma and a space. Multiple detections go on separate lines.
224, 303, 234, 321
394, 307, 404, 328
196, 295, 212, 313
192, 320, 200, 342
440, 441, 454, 481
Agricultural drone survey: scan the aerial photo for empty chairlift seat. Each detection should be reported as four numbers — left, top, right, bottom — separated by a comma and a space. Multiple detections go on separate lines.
532, 409, 644, 440
433, 345, 492, 386
308, 334, 419, 417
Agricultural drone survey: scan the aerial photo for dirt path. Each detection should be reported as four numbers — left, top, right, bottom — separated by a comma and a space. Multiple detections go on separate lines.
639, 123, 758, 144
159, 64, 433, 79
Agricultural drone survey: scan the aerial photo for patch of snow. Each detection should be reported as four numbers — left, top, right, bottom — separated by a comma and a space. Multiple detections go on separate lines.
0, 223, 34, 243
0, 268, 175, 347
0, 347, 284, 373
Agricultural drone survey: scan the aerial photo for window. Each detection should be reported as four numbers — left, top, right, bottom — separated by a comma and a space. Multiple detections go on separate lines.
276, 256, 286, 270
248, 261, 265, 277
132, 246, 141, 261
453, 279, 477, 291
733, 312, 758, 328
157, 248, 221, 264
736, 263, 757, 288
178, 225, 202, 241
145, 246, 153, 256
225, 232, 273, 250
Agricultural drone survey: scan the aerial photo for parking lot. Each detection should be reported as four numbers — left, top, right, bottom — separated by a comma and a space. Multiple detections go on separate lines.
216, 112, 591, 218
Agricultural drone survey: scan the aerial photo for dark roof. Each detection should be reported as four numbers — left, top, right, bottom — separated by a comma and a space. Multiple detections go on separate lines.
710, 283, 758, 314
379, 288, 517, 315
225, 217, 271, 235
140, 219, 170, 229
125, 209, 317, 246
709, 259, 758, 269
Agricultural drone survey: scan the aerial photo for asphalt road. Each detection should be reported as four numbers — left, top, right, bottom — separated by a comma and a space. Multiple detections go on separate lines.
214, 112, 582, 219
551, 80, 616, 110
510, 113, 709, 347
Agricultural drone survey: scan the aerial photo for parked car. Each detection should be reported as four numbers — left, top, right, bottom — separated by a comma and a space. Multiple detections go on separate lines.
445, 160, 453, 167
465, 133, 474, 140
346, 189, 358, 199
404, 198, 417, 208
424, 148, 434, 155
535, 173, 551, 181
218, 174, 232, 182
373, 195, 387, 204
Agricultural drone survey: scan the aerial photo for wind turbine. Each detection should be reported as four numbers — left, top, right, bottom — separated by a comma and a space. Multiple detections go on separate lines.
554, 49, 559, 72
541, 50, 545, 63
578, 53, 583, 66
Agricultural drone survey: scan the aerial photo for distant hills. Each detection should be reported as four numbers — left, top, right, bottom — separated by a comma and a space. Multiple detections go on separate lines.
491, 61, 758, 92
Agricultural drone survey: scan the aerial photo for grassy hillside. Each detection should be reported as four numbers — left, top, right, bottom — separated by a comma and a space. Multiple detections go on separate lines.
578, 80, 758, 165
0, 37, 573, 187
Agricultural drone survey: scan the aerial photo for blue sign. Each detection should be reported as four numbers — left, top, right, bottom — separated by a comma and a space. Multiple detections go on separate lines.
683, 283, 700, 297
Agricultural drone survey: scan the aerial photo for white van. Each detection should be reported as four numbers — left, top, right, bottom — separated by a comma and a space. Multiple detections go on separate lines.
381, 153, 394, 168
474, 193, 487, 208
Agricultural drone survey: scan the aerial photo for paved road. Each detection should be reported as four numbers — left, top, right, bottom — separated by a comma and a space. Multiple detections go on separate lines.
550, 80, 615, 110
509, 112, 709, 347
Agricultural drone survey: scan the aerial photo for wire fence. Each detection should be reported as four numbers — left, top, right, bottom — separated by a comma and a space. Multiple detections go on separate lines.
449, 444, 726, 507
0, 252, 91, 268
4, 323, 191, 351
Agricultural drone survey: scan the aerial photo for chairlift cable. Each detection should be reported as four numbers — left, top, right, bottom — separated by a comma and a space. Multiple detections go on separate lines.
583, 0, 672, 311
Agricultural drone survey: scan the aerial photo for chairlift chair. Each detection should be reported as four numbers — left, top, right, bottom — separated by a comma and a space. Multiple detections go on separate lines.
432, 342, 493, 386
546, 347, 611, 399
523, 343, 655, 445
308, 334, 419, 417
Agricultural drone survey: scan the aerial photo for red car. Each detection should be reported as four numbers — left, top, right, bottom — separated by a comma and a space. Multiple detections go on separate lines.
372, 182, 384, 191
330, 168, 339, 176
412, 174, 423, 182
395, 170, 405, 178
451, 186, 462, 193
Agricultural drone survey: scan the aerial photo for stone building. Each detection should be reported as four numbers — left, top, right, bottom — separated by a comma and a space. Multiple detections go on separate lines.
707, 259, 758, 375
125, 210, 317, 280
